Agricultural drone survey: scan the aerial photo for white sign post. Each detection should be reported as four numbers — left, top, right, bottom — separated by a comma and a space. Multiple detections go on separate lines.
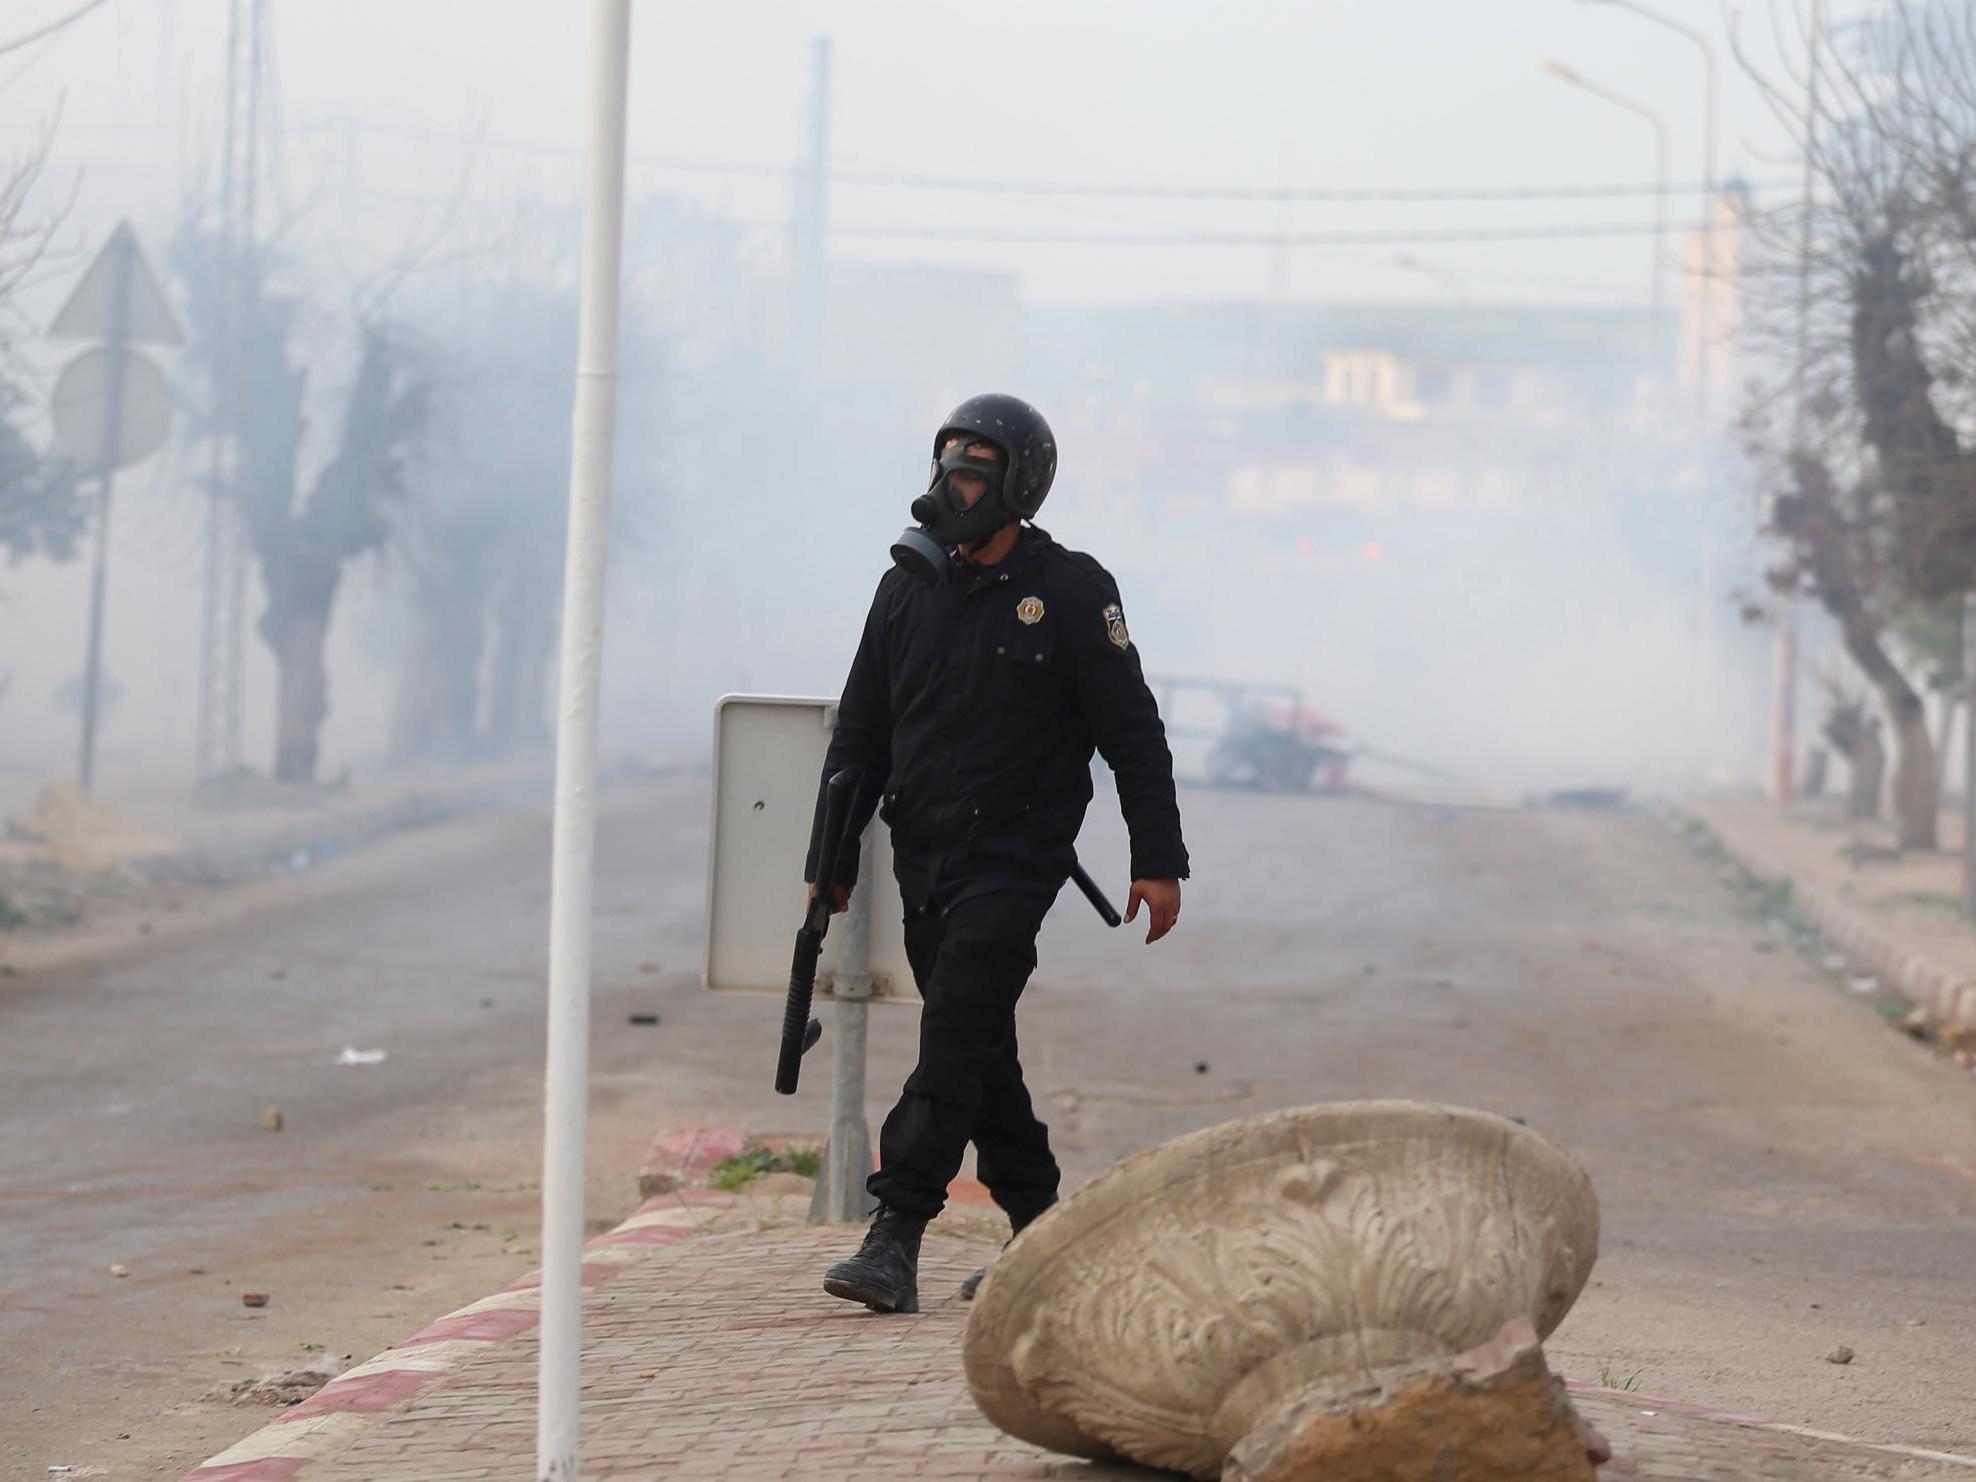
48, 221, 182, 791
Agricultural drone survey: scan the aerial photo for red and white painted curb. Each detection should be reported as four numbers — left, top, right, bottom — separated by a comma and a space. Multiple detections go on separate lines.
1566, 1384, 1976, 1469
180, 1129, 748, 1482
1691, 807, 1976, 1035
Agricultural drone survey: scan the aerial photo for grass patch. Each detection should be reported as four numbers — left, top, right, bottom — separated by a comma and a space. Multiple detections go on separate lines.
1596, 1363, 1646, 1392
709, 1140, 822, 1192
1880, 890, 1963, 914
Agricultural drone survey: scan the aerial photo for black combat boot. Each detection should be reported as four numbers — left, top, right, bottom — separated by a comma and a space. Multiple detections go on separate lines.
959, 1204, 1053, 1301
823, 1205, 926, 1314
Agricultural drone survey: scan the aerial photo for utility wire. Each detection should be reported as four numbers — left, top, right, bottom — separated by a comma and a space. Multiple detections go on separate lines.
0, 0, 114, 58
287, 119, 1773, 204
819, 219, 1707, 247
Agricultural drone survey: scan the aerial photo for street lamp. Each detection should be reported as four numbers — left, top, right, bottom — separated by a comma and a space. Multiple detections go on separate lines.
1580, 0, 1718, 418
1393, 253, 1469, 305
1540, 58, 1669, 316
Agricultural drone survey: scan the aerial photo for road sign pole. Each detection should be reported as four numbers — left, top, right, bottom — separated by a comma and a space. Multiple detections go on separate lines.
536, 4, 631, 1479
810, 872, 877, 1224
75, 229, 133, 792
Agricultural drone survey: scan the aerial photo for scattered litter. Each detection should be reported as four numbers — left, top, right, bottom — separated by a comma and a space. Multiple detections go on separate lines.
335, 1046, 386, 1066
1848, 975, 1880, 995
628, 1013, 660, 1026
108, 1264, 127, 1278
242, 1292, 270, 1308
1193, 1061, 1210, 1075
1640, 1409, 1657, 1417
1825, 1345, 1854, 1365
262, 1106, 283, 1132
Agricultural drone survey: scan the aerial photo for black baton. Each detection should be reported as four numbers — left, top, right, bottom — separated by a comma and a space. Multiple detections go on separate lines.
1069, 859, 1122, 928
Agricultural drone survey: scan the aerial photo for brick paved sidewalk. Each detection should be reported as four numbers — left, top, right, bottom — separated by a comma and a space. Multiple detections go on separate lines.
188, 1217, 1976, 1481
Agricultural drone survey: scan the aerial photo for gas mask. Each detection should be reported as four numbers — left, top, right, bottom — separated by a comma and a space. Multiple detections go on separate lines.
890, 441, 1013, 585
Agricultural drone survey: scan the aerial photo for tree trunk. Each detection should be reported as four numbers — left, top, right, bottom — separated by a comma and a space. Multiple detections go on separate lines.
1848, 727, 1885, 820
1933, 696, 1958, 813
390, 596, 486, 763
1785, 454, 1939, 848
1885, 698, 1938, 847
259, 544, 342, 786
265, 607, 330, 784
484, 598, 553, 755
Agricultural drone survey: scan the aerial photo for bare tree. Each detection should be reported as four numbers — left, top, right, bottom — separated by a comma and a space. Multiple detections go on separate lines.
172, 218, 430, 784
0, 118, 83, 575
1734, 0, 1976, 847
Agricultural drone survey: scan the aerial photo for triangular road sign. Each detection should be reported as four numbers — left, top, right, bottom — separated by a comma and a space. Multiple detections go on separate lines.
50, 221, 184, 346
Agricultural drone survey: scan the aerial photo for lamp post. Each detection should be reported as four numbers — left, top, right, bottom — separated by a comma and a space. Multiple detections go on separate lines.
1541, 59, 1670, 316
1580, 0, 1719, 418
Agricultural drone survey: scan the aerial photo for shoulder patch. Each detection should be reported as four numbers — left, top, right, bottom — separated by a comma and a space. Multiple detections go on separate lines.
1103, 602, 1130, 651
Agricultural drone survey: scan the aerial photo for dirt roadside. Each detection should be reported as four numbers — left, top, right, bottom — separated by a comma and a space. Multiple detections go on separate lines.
4, 782, 691, 1481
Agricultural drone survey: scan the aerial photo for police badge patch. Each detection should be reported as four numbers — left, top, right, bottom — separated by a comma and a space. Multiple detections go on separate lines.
1103, 602, 1130, 650
1017, 596, 1045, 625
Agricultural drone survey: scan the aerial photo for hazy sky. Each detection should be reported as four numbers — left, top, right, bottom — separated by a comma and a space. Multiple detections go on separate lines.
2, 0, 1859, 311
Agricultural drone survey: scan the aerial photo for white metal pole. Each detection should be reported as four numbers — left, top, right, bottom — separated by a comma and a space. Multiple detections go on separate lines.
1962, 593, 1975, 921
78, 228, 133, 793
536, 3, 631, 1479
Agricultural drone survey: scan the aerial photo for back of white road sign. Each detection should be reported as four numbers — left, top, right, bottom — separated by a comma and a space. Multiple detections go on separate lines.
704, 695, 910, 1002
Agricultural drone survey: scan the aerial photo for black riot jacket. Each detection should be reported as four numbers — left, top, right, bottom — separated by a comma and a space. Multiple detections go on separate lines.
806, 525, 1189, 907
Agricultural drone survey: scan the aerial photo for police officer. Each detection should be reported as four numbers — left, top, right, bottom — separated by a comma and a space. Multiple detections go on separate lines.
806, 393, 1188, 1314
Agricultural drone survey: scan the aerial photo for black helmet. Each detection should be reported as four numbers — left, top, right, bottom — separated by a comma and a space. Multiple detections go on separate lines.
934, 393, 1056, 521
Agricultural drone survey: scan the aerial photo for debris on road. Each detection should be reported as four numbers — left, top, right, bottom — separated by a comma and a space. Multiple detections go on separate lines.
209, 1364, 339, 1407
628, 1012, 660, 1026
107, 1264, 127, 1278
335, 1046, 386, 1066
1541, 786, 1630, 812
1826, 1345, 1855, 1365
241, 1292, 269, 1308
262, 1106, 283, 1131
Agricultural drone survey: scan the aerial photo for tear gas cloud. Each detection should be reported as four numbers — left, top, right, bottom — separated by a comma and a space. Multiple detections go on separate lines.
0, 1, 1826, 811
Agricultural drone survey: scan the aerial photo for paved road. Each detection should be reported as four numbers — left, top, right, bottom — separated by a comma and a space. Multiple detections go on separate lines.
6, 773, 1974, 1479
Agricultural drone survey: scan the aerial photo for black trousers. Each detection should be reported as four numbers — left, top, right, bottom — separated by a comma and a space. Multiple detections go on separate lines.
867, 889, 1061, 1226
